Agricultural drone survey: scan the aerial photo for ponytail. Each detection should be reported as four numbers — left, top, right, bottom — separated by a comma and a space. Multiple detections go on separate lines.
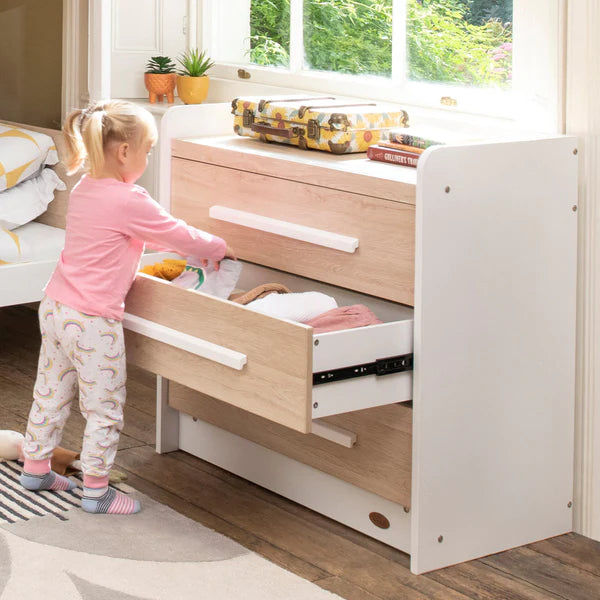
84, 111, 106, 177
62, 100, 157, 177
62, 108, 86, 175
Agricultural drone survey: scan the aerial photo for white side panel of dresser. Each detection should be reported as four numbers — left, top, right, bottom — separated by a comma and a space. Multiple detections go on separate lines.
411, 137, 578, 574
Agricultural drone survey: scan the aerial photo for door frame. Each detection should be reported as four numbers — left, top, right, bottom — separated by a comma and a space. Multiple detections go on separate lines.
62, 0, 92, 122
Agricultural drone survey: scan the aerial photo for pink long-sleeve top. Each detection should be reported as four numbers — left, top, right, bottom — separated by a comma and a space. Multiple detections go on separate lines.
45, 175, 226, 320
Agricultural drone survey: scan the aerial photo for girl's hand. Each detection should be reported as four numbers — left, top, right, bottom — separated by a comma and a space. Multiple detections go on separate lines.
202, 245, 236, 271
223, 244, 237, 260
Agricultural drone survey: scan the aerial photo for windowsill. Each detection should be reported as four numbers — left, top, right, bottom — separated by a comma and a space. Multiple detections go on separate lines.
121, 97, 186, 116
118, 77, 553, 141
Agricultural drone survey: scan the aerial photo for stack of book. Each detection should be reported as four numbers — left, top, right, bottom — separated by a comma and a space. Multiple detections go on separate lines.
367, 126, 473, 168
366, 140, 423, 168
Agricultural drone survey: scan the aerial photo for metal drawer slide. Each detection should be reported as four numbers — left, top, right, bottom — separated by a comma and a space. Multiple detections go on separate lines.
313, 353, 413, 386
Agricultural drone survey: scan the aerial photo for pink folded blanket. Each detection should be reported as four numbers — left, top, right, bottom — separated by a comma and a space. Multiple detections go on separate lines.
305, 304, 382, 333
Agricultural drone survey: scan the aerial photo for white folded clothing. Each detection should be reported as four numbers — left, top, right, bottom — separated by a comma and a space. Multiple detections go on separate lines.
245, 291, 338, 323
172, 259, 243, 299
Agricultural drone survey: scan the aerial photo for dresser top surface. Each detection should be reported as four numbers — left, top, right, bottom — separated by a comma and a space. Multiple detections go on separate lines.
172, 135, 417, 205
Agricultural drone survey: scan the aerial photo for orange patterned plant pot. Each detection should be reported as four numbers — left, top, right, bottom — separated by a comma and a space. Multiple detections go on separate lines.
176, 75, 210, 104
144, 73, 177, 104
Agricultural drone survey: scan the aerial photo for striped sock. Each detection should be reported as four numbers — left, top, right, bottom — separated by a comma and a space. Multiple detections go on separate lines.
20, 470, 77, 492
81, 486, 140, 515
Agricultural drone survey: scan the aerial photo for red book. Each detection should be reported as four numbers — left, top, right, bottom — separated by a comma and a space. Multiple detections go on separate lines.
367, 145, 419, 168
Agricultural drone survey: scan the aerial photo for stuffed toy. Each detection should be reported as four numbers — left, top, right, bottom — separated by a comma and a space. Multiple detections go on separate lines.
140, 258, 187, 280
0, 431, 127, 482
0, 430, 79, 474
0, 430, 24, 461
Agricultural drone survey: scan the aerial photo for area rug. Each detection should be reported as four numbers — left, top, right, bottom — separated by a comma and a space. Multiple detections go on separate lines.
0, 460, 342, 600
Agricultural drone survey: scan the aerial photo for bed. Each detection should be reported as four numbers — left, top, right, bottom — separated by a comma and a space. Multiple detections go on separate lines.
0, 121, 79, 308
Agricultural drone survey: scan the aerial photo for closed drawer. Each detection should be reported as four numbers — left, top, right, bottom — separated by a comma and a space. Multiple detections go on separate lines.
170, 382, 413, 508
124, 261, 414, 433
171, 157, 415, 305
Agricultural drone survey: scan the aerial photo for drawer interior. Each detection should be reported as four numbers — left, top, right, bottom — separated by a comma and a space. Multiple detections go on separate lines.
237, 262, 414, 419
125, 258, 413, 433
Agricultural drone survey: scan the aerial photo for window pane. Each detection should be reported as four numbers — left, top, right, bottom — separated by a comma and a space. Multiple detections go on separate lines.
249, 0, 291, 67
303, 0, 393, 77
407, 0, 513, 88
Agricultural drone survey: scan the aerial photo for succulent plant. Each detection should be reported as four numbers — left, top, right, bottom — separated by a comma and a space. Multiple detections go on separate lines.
177, 48, 214, 77
145, 56, 176, 74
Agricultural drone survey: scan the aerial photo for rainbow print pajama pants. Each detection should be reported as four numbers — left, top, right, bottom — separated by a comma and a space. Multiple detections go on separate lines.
22, 296, 127, 479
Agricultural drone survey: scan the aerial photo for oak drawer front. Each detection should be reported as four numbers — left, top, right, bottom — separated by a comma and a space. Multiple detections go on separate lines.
169, 382, 413, 508
124, 274, 313, 433
124, 265, 414, 433
171, 158, 415, 305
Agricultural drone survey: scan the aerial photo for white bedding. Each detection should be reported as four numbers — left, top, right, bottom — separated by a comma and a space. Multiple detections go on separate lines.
0, 221, 65, 264
0, 168, 66, 230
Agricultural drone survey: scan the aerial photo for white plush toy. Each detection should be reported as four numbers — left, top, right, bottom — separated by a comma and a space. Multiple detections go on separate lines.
0, 430, 25, 461
0, 430, 127, 482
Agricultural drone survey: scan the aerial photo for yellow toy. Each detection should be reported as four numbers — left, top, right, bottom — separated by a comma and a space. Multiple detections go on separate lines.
140, 258, 187, 281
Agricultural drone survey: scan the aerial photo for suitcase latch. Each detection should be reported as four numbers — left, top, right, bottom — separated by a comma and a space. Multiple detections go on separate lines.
243, 109, 255, 127
307, 119, 320, 140
328, 113, 351, 132
312, 353, 413, 385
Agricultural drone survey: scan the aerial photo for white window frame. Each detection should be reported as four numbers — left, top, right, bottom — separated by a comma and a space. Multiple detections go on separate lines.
198, 0, 565, 133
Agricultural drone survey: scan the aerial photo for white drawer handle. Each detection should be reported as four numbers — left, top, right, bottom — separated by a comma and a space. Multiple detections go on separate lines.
123, 313, 247, 370
209, 205, 359, 253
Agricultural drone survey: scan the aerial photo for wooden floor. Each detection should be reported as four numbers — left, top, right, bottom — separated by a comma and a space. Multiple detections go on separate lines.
2, 305, 599, 599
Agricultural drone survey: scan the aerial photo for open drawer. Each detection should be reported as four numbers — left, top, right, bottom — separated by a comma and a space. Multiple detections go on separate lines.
124, 261, 413, 433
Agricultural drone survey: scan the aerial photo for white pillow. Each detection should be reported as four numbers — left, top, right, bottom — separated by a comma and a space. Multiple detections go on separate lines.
0, 168, 66, 230
0, 221, 65, 264
0, 125, 59, 192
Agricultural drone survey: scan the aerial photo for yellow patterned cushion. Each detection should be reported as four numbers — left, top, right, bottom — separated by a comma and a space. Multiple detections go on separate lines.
0, 125, 59, 192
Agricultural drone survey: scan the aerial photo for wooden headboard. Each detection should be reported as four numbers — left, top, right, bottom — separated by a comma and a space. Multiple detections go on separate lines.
0, 120, 81, 229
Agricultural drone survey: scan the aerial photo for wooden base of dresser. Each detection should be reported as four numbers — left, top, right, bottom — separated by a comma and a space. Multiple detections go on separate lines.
169, 382, 413, 508
178, 412, 412, 553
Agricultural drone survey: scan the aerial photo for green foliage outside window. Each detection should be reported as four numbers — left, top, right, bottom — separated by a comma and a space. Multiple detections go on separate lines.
249, 0, 512, 88
408, 0, 512, 86
249, 0, 290, 66
461, 0, 512, 25
303, 1, 393, 77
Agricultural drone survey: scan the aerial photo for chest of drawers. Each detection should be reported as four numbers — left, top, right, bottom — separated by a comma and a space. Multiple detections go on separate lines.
123, 103, 578, 574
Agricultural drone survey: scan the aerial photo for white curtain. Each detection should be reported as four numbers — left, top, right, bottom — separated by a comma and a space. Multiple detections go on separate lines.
566, 0, 600, 541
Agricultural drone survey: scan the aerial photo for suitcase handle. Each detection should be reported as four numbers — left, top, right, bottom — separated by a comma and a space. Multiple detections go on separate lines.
298, 102, 377, 119
258, 96, 335, 112
251, 122, 297, 139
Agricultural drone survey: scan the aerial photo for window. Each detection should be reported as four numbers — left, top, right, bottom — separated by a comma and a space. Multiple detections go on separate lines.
200, 0, 562, 131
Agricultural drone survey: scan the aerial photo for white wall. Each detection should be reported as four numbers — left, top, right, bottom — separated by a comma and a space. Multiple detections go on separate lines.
566, 0, 600, 542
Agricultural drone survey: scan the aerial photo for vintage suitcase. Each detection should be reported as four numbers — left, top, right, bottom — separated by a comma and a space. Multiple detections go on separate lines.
231, 95, 410, 154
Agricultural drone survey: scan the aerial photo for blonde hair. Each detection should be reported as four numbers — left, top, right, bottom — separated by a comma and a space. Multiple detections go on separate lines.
63, 100, 157, 175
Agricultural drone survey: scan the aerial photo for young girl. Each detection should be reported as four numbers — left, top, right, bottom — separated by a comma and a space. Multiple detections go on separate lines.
19, 100, 234, 514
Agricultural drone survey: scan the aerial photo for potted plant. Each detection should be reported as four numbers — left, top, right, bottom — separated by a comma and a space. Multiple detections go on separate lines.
176, 48, 214, 104
144, 56, 177, 104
